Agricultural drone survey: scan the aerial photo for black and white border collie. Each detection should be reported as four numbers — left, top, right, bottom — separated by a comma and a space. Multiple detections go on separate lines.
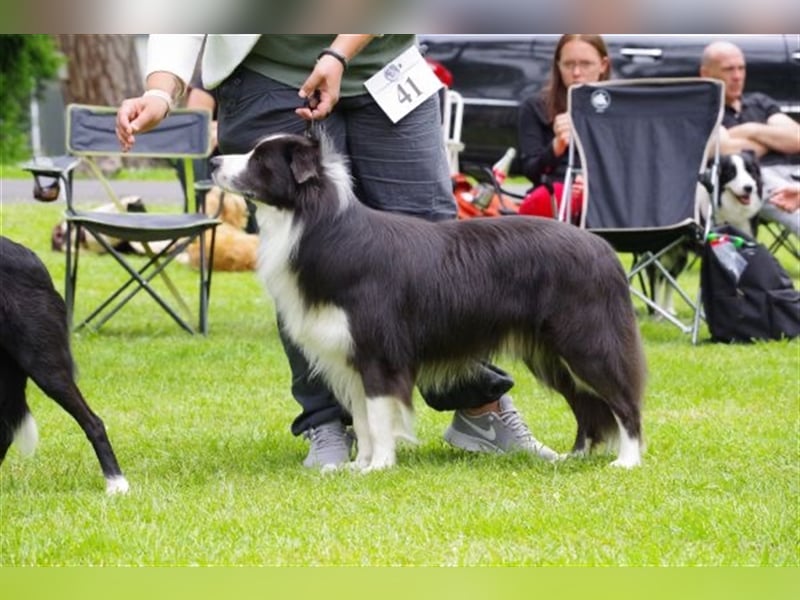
0, 236, 128, 494
654, 152, 764, 315
698, 152, 763, 237
212, 134, 646, 472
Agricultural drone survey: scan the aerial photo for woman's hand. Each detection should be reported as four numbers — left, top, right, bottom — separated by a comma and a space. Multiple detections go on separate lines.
552, 112, 571, 157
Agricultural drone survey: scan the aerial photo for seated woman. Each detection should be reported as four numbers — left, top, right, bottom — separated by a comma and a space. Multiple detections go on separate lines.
517, 34, 610, 223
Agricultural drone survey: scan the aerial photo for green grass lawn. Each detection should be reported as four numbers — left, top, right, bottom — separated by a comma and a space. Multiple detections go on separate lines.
0, 201, 798, 566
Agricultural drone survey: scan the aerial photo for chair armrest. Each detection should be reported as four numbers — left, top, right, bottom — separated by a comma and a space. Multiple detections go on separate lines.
21, 155, 82, 202
21, 155, 81, 178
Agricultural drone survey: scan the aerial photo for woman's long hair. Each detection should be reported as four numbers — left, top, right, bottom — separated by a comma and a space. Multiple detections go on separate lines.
542, 34, 611, 122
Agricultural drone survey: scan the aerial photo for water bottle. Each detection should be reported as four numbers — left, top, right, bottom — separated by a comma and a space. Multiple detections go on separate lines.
491, 147, 516, 186
474, 148, 517, 210
711, 239, 748, 282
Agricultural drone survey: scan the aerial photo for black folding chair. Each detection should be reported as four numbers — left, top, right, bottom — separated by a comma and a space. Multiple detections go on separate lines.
563, 78, 725, 343
23, 104, 220, 335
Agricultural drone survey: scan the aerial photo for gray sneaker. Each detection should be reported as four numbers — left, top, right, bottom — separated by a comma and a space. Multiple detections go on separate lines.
303, 421, 354, 469
444, 395, 561, 462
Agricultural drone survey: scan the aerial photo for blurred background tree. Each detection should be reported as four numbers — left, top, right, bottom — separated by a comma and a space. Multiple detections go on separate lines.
0, 35, 61, 163
54, 35, 141, 105
1, 34, 143, 168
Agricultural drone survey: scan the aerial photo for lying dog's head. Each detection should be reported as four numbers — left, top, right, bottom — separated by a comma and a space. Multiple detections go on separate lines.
211, 134, 329, 211
717, 152, 763, 223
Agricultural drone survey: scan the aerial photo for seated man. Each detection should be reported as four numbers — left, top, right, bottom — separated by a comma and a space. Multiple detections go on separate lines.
700, 40, 800, 237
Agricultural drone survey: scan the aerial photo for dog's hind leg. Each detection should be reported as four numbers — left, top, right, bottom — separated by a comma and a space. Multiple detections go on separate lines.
526, 350, 615, 457
23, 348, 129, 494
527, 343, 643, 467
0, 351, 39, 463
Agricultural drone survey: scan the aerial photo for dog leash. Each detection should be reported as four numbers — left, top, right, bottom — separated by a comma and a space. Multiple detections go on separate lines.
304, 91, 321, 141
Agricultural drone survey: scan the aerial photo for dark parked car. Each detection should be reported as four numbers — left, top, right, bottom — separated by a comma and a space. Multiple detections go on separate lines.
419, 34, 800, 175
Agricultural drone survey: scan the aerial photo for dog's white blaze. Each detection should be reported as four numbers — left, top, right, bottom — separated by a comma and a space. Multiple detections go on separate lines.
105, 475, 130, 495
13, 413, 38, 457
212, 151, 253, 190
609, 413, 641, 468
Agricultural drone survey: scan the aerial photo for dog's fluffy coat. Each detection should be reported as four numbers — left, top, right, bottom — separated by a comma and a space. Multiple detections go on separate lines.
212, 134, 646, 471
0, 236, 128, 493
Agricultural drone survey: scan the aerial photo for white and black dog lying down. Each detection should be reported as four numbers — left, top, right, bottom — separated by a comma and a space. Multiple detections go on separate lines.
212, 134, 646, 472
0, 236, 128, 494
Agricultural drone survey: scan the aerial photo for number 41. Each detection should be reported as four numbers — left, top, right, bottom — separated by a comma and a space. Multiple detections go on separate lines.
396, 78, 422, 104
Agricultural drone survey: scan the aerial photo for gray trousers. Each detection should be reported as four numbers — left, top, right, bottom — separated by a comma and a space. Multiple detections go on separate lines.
215, 67, 513, 434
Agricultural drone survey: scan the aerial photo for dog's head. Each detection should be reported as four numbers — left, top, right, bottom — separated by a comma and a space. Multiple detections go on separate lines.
717, 152, 763, 222
211, 134, 324, 211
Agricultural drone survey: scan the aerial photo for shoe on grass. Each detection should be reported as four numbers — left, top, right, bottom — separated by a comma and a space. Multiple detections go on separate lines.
444, 395, 560, 461
303, 421, 354, 469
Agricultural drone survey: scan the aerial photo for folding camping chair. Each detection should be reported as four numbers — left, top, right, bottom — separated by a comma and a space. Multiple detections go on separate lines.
562, 78, 724, 343
23, 104, 220, 335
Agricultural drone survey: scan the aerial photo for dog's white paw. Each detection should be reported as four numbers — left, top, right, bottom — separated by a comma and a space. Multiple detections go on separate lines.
609, 456, 641, 469
358, 454, 396, 473
105, 476, 130, 495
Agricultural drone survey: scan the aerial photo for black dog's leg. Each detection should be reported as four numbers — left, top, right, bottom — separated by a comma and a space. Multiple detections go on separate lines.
0, 351, 35, 463
29, 359, 128, 493
524, 350, 617, 457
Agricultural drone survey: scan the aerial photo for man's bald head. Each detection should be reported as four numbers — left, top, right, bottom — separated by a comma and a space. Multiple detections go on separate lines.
701, 40, 746, 106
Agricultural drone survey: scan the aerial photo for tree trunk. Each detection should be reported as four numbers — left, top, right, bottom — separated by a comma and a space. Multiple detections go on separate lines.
54, 34, 141, 105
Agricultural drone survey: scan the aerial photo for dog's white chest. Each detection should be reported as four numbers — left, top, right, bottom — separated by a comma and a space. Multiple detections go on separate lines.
255, 206, 354, 364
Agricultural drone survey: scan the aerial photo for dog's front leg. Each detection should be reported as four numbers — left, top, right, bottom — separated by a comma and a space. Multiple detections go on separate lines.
349, 394, 373, 470
362, 395, 398, 472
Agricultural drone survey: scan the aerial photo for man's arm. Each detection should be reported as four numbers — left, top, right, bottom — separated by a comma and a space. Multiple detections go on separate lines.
727, 112, 800, 155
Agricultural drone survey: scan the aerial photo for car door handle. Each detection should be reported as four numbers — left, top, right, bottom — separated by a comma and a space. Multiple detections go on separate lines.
620, 47, 664, 60
792, 50, 800, 62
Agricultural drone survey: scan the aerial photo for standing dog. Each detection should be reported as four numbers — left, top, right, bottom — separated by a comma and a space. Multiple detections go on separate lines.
212, 134, 646, 472
0, 236, 128, 494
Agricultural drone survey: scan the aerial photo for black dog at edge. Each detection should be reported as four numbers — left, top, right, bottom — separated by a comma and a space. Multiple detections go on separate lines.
0, 236, 128, 494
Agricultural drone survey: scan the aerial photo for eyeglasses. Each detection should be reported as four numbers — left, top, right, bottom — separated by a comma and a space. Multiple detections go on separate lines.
558, 60, 600, 71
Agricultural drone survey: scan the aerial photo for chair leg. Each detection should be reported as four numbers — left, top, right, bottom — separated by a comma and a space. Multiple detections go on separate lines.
197, 228, 216, 336
73, 234, 199, 334
64, 221, 80, 331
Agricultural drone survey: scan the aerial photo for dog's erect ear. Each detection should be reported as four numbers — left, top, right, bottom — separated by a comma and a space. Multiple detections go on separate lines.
289, 140, 320, 185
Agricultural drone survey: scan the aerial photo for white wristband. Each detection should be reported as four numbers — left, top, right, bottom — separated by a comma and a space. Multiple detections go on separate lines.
143, 88, 174, 115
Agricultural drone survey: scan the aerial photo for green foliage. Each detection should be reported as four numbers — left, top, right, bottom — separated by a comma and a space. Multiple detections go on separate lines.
0, 35, 61, 163
0, 203, 798, 566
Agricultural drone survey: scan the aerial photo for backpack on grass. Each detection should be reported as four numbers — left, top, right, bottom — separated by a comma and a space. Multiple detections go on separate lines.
700, 224, 800, 343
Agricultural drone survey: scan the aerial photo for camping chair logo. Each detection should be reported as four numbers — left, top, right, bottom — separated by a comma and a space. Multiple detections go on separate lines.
590, 89, 611, 113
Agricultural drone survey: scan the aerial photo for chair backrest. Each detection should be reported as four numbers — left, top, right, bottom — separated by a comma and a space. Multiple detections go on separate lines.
566, 78, 724, 231
65, 103, 212, 211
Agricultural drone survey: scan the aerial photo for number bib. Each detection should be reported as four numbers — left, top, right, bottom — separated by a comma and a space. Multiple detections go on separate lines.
364, 45, 443, 123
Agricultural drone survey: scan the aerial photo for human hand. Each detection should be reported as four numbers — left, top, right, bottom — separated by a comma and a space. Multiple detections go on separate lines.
769, 183, 800, 213
296, 54, 345, 121
552, 113, 571, 157
571, 174, 585, 198
116, 95, 170, 152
